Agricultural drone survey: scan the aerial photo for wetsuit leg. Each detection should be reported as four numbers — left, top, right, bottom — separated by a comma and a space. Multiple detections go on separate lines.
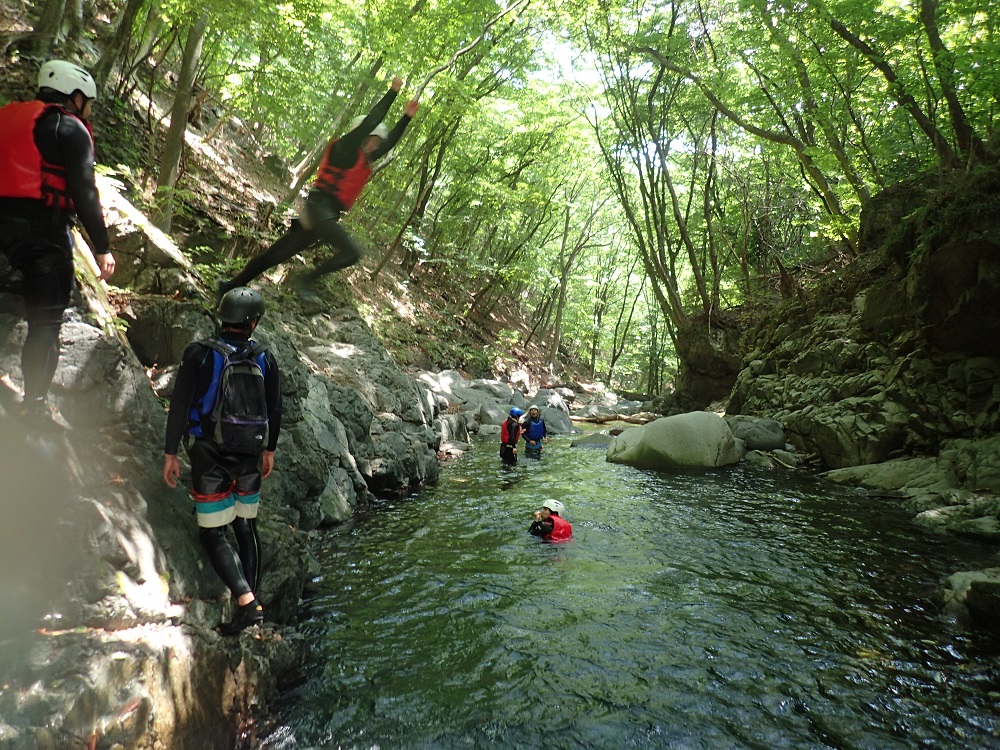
199, 526, 252, 597
231, 516, 260, 593
227, 221, 316, 287
304, 218, 363, 280
16, 239, 73, 401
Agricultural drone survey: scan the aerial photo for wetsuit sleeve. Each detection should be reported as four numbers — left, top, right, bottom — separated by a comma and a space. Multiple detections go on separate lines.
371, 113, 412, 160
327, 87, 400, 167
263, 350, 282, 452
164, 343, 210, 455
51, 112, 111, 254
529, 519, 554, 538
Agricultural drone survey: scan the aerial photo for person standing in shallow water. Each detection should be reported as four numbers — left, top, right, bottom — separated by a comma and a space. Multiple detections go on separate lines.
216, 76, 420, 305
0, 60, 116, 425
500, 407, 522, 466
520, 404, 548, 457
529, 499, 572, 542
162, 287, 282, 635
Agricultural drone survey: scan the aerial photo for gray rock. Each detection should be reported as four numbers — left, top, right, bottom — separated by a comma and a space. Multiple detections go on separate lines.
532, 388, 569, 414
725, 415, 786, 451
571, 432, 615, 448
539, 406, 575, 434
606, 411, 741, 470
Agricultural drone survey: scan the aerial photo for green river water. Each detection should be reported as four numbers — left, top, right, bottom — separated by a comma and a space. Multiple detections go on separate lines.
260, 433, 1000, 749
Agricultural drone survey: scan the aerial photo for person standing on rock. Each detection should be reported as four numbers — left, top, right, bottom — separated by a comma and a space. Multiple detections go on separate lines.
162, 287, 282, 635
500, 407, 522, 466
216, 76, 420, 305
529, 499, 572, 542
0, 60, 115, 425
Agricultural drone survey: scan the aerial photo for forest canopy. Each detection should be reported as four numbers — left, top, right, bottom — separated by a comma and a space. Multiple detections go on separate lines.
8, 0, 997, 394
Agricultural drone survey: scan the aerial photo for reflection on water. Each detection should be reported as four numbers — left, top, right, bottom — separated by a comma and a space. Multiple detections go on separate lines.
261, 434, 1000, 749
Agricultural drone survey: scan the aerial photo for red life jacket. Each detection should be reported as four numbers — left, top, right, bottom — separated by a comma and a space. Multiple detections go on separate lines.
501, 418, 521, 445
0, 100, 91, 210
313, 139, 371, 211
547, 514, 572, 543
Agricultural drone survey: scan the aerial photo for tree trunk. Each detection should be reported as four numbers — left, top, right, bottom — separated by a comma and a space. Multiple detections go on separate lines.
152, 12, 208, 233
918, 0, 989, 164
29, 0, 67, 58
639, 46, 859, 254
92, 0, 149, 95
825, 14, 958, 167
65, 0, 83, 51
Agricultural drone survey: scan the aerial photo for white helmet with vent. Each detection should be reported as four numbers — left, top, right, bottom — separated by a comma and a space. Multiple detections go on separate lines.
542, 499, 565, 515
38, 60, 97, 100
348, 115, 389, 140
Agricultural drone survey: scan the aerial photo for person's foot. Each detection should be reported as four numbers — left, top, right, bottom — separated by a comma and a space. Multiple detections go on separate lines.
17, 397, 66, 432
219, 598, 263, 636
291, 276, 322, 308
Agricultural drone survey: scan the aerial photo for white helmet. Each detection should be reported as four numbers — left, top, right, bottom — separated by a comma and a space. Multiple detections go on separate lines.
542, 499, 565, 515
39, 60, 97, 100
348, 115, 389, 140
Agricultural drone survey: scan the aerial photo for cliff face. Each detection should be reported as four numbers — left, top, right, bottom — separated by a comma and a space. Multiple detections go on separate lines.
724, 166, 1000, 624
0, 181, 444, 748
728, 166, 1000, 471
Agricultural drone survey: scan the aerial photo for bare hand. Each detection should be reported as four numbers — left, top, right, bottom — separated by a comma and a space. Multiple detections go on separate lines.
163, 454, 181, 488
533, 511, 542, 521
261, 450, 275, 479
96, 252, 115, 280
404, 99, 419, 118
391, 76, 403, 92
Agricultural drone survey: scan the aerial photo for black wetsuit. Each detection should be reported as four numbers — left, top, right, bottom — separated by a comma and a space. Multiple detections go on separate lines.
224, 86, 414, 289
0, 101, 110, 401
500, 417, 520, 465
165, 330, 282, 598
528, 519, 554, 538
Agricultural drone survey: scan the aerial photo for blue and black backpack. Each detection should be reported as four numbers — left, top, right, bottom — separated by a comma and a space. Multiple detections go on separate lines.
191, 338, 269, 454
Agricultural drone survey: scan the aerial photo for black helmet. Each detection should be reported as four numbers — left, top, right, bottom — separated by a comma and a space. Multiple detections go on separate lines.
218, 287, 265, 324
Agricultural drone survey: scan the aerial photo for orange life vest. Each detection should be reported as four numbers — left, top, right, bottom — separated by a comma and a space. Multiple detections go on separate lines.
548, 515, 572, 543
0, 100, 91, 211
313, 140, 371, 211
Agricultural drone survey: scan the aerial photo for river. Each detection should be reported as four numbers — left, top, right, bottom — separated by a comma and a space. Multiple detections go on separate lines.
259, 432, 1000, 749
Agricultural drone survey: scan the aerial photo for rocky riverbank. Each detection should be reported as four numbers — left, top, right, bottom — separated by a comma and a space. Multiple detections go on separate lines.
723, 165, 1000, 626
0, 177, 444, 748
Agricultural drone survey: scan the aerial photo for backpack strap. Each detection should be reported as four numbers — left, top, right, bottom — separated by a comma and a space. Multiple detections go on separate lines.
198, 337, 235, 357
198, 338, 268, 358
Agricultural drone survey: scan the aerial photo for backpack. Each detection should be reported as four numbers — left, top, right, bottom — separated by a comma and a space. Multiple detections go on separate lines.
198, 338, 270, 454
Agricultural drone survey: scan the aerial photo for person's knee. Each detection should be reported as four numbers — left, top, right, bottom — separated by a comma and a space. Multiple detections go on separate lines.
316, 222, 361, 266
199, 525, 228, 550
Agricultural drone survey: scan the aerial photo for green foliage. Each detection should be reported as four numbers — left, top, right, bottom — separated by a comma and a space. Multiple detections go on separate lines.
71, 0, 999, 382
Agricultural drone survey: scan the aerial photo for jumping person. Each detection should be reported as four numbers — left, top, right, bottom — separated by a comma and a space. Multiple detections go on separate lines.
0, 60, 115, 424
217, 76, 420, 305
520, 404, 548, 457
500, 407, 523, 466
529, 499, 572, 542
162, 287, 282, 635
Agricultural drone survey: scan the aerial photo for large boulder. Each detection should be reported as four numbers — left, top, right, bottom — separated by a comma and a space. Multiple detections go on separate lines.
532, 388, 569, 414
942, 568, 1000, 623
725, 415, 786, 451
539, 406, 574, 434
606, 411, 742, 470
